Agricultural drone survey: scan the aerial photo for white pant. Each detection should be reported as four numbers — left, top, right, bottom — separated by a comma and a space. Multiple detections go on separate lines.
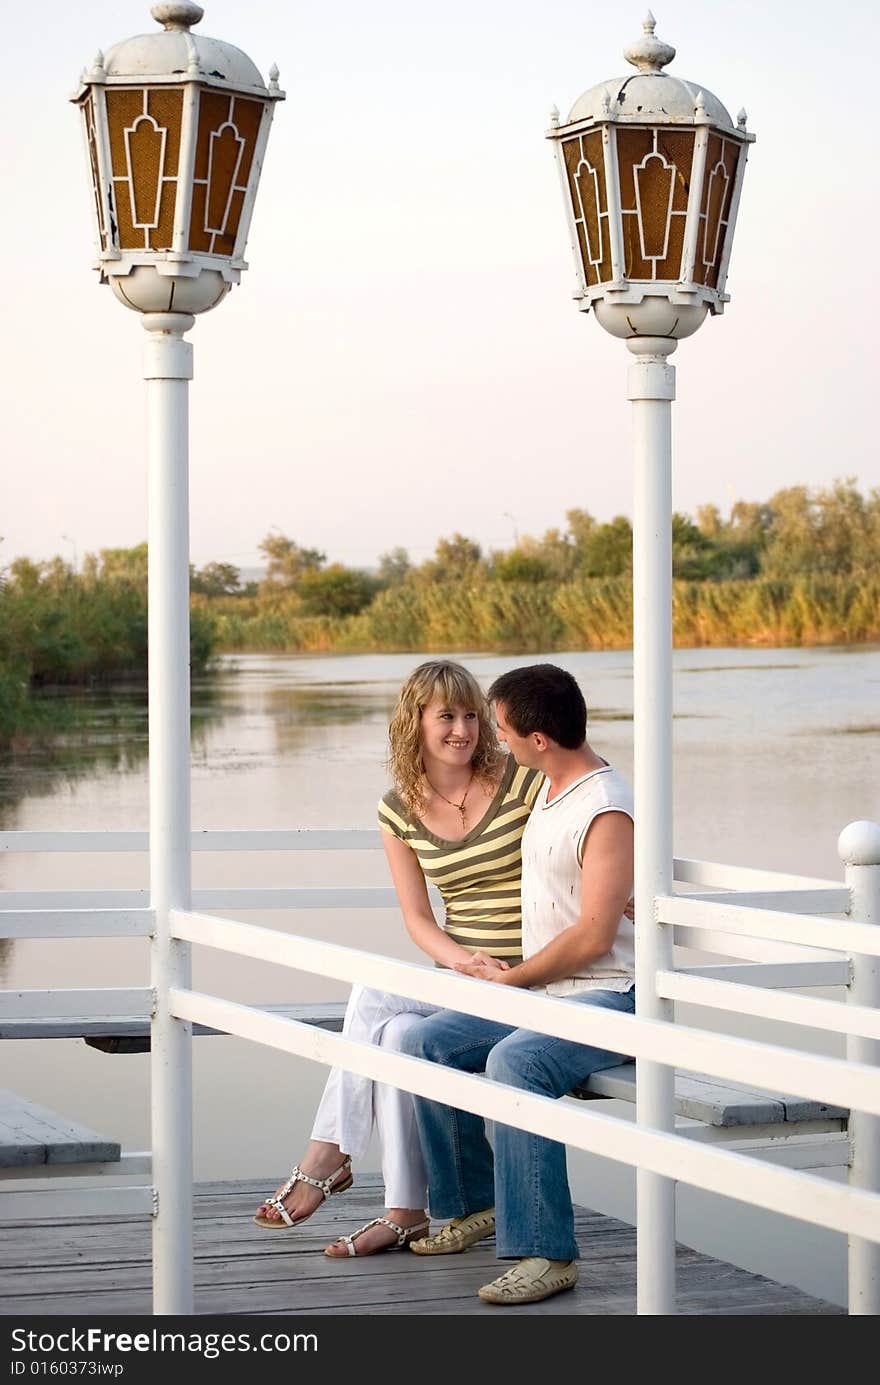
310, 985, 437, 1209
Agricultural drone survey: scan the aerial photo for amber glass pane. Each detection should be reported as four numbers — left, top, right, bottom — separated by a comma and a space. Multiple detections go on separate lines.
700, 136, 723, 216
106, 87, 183, 247
616, 128, 653, 210
194, 91, 231, 179
230, 97, 263, 184
574, 160, 603, 276
582, 130, 606, 213
656, 129, 694, 212
622, 213, 651, 279
82, 95, 108, 249
584, 130, 612, 281
189, 183, 212, 252
635, 154, 674, 259
705, 139, 742, 287
148, 181, 177, 251
147, 88, 183, 176
191, 90, 262, 252
700, 136, 728, 280
564, 133, 612, 286
213, 189, 245, 257
127, 118, 165, 226
693, 134, 722, 284
114, 179, 141, 250
205, 124, 245, 231
655, 212, 687, 279
576, 223, 598, 287
106, 89, 144, 177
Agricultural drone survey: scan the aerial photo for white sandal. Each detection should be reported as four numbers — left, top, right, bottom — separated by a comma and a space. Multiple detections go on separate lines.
254, 1155, 353, 1228
325, 1215, 430, 1258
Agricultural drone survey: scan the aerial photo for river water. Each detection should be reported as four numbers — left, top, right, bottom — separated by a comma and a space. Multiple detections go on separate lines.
3, 646, 879, 1306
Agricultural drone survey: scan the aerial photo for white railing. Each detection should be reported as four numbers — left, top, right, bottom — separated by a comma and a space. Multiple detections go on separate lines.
1, 826, 879, 1316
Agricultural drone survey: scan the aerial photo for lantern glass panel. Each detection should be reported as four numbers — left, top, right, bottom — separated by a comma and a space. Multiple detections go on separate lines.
81, 93, 108, 250
105, 87, 184, 251
562, 131, 612, 287
190, 93, 264, 255
697, 134, 739, 288
616, 128, 652, 279
617, 126, 694, 282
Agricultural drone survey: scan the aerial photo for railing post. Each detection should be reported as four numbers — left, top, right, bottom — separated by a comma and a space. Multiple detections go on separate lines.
145, 312, 195, 1315
839, 819, 880, 1316
629, 336, 677, 1315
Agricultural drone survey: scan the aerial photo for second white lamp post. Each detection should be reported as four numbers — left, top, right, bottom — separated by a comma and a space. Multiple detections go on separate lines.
73, 1, 282, 1313
547, 13, 753, 1315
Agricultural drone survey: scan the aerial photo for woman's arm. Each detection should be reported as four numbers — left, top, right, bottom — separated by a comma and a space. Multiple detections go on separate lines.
382, 831, 492, 970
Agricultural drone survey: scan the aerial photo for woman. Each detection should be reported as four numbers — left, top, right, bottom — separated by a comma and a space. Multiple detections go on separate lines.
254, 660, 542, 1255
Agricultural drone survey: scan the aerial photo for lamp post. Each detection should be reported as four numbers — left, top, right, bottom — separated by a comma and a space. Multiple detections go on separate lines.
547, 12, 753, 1315
72, 1, 282, 1314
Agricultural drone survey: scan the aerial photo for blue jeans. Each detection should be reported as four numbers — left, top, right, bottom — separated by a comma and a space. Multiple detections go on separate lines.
400, 987, 636, 1261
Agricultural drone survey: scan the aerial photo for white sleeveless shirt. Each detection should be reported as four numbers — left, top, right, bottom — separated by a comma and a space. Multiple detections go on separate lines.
521, 764, 634, 996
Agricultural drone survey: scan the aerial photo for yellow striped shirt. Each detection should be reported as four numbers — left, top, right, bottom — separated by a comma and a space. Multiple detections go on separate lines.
378, 757, 543, 960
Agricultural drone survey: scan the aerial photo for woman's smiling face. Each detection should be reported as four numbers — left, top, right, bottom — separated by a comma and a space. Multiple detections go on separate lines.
419, 699, 479, 769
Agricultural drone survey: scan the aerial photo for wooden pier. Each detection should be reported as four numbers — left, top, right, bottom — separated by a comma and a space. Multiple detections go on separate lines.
0, 1174, 842, 1316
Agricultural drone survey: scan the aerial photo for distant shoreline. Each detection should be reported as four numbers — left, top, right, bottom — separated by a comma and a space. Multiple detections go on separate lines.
202, 573, 880, 657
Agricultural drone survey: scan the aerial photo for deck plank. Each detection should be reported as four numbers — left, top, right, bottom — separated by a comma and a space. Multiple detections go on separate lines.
0, 1091, 121, 1167
0, 1175, 842, 1316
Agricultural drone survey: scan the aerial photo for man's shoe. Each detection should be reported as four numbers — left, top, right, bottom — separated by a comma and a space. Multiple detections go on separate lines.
477, 1257, 578, 1305
408, 1207, 495, 1255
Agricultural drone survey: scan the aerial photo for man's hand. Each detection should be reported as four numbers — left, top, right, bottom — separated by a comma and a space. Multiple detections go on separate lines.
454, 951, 511, 982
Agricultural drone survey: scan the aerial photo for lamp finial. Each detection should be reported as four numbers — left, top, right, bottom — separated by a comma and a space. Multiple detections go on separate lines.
624, 12, 676, 73
151, 2, 204, 31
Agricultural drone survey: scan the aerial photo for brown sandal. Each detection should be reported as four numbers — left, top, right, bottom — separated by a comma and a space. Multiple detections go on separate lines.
253, 1155, 353, 1229
325, 1216, 430, 1258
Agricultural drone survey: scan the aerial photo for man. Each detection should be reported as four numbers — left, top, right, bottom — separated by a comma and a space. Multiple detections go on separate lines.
400, 663, 635, 1305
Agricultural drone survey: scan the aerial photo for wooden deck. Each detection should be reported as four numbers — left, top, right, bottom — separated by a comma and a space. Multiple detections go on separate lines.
0, 1175, 842, 1315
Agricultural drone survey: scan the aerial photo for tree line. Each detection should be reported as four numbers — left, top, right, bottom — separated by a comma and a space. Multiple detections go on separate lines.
233, 479, 880, 618
2, 478, 879, 745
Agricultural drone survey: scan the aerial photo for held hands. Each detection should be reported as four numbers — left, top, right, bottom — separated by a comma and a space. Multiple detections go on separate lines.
454, 950, 511, 983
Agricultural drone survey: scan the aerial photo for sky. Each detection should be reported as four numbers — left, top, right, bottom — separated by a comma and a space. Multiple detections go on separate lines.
2, 0, 877, 573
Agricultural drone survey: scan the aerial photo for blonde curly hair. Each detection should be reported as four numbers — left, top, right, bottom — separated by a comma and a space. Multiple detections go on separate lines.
388, 661, 505, 818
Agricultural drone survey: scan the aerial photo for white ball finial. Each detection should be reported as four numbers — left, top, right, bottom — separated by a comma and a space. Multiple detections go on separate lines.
549, 103, 560, 127
151, 2, 204, 30
269, 63, 281, 94
625, 12, 676, 72
737, 107, 748, 129
838, 821, 880, 868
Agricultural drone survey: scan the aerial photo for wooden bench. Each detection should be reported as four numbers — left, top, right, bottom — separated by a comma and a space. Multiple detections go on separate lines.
570, 1065, 848, 1163
5, 1001, 845, 1161
0, 1089, 121, 1170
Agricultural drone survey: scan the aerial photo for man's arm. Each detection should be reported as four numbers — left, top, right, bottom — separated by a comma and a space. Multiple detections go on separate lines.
455, 810, 633, 988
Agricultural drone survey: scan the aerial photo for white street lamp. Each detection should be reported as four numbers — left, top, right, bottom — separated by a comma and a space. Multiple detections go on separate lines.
72, 1, 282, 1315
547, 12, 753, 1316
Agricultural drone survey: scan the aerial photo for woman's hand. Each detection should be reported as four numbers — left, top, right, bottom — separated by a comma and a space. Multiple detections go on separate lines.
453, 951, 511, 982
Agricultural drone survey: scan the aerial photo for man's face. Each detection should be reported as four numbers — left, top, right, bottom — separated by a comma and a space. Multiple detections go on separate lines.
494, 701, 542, 768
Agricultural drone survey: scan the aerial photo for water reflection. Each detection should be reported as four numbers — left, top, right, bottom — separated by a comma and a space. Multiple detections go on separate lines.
0, 682, 222, 820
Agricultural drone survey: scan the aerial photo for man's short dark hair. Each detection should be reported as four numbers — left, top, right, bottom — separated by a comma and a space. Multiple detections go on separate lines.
488, 664, 587, 749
